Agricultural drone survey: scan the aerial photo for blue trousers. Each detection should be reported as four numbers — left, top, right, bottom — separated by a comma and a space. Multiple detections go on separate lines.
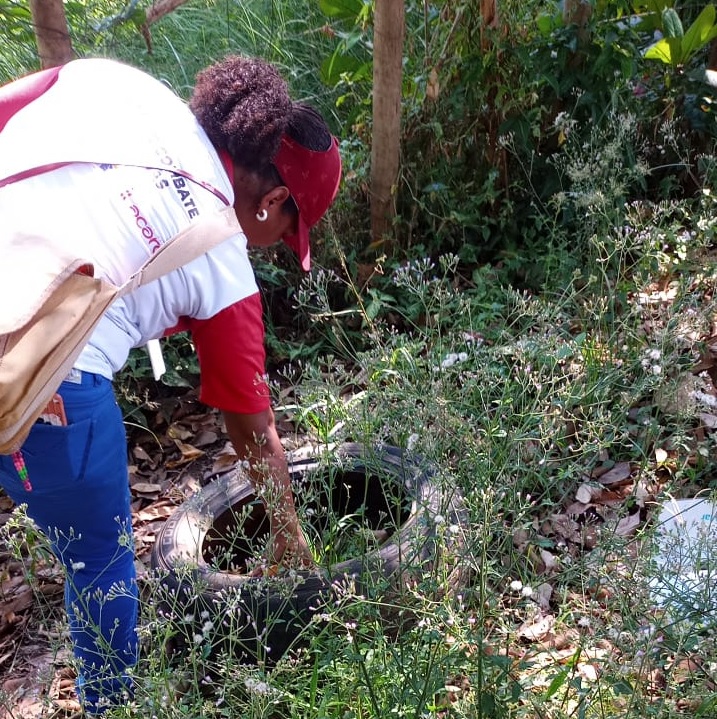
0, 372, 138, 712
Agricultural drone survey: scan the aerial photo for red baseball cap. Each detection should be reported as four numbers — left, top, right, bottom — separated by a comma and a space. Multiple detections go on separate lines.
272, 134, 342, 270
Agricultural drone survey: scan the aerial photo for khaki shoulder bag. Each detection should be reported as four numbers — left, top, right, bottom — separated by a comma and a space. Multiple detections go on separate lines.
0, 206, 240, 453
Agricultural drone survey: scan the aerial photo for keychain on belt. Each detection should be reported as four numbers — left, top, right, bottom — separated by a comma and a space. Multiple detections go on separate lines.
11, 451, 31, 492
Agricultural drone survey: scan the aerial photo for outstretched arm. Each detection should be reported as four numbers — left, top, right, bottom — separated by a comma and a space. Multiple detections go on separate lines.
222, 407, 312, 571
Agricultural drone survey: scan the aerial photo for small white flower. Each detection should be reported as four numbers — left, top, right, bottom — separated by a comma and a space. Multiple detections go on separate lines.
70, 561, 86, 571
692, 389, 717, 408
577, 616, 591, 628
649, 348, 661, 360
448, 524, 460, 534
434, 514, 445, 525
521, 585, 534, 598
244, 677, 272, 695
509, 579, 523, 592
407, 433, 420, 451
652, 365, 662, 375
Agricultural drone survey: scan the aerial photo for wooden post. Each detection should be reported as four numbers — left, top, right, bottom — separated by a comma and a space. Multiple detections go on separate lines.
29, 0, 73, 68
371, 0, 405, 245
480, 0, 497, 51
563, 0, 592, 51
708, 37, 717, 69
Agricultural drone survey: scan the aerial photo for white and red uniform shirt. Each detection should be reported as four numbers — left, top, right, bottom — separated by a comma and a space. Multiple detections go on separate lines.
0, 59, 271, 414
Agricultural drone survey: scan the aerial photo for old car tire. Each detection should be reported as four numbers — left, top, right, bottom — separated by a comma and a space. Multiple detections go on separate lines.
150, 442, 463, 663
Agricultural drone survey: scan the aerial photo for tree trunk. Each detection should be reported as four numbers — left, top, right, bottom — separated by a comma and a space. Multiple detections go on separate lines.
708, 37, 717, 70
563, 0, 592, 50
478, 1, 508, 188
29, 0, 73, 68
480, 0, 497, 51
371, 0, 405, 245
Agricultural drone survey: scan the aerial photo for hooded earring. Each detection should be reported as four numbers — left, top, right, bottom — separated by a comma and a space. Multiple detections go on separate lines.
256, 208, 268, 222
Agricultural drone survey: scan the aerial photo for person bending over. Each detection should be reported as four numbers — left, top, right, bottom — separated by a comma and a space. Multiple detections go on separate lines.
0, 54, 341, 713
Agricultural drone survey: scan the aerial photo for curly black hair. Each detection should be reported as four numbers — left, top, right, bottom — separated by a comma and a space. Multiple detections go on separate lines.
190, 55, 331, 181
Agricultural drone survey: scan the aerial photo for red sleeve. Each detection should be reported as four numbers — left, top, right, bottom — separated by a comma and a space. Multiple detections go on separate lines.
187, 294, 271, 414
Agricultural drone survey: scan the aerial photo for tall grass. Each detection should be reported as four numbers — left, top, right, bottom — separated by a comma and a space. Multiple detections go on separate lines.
1, 0, 339, 121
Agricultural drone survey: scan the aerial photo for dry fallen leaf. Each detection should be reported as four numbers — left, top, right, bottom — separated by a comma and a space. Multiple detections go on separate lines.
165, 440, 204, 469
615, 511, 642, 537
518, 613, 555, 642
1, 677, 27, 694
577, 662, 599, 682
132, 445, 153, 462
1, 586, 33, 616
581, 525, 599, 550
547, 514, 581, 543
534, 630, 579, 652
426, 67, 440, 101
564, 500, 592, 517
535, 583, 553, 611
211, 442, 239, 474
167, 424, 192, 441
131, 482, 163, 496
512, 527, 530, 550
595, 462, 632, 486
193, 430, 219, 448
133, 504, 175, 522
539, 549, 559, 573
670, 656, 701, 684
575, 483, 602, 504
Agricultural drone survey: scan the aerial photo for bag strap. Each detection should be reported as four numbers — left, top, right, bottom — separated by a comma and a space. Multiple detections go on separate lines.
120, 205, 240, 295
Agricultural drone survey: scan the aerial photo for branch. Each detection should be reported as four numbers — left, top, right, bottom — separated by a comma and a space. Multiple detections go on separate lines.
140, 0, 191, 53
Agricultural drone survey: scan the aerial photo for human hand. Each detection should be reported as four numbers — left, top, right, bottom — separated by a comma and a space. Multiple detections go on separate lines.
249, 508, 314, 577
269, 520, 314, 570
222, 409, 315, 576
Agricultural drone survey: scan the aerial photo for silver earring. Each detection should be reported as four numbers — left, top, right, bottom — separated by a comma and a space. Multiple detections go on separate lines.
256, 209, 268, 222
